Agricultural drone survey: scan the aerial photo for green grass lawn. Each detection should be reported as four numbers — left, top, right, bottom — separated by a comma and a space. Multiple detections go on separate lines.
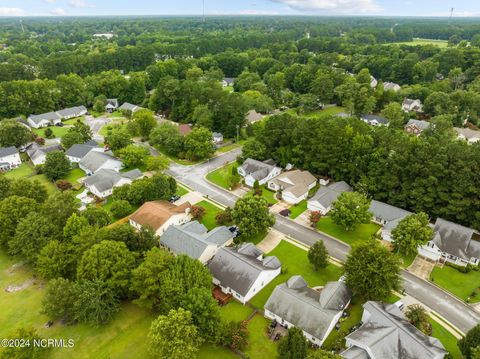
206, 162, 238, 189
3, 163, 35, 179
98, 121, 130, 137
287, 106, 346, 119
246, 186, 278, 205
317, 217, 381, 247
430, 265, 480, 303
215, 141, 244, 154
244, 314, 278, 359
176, 184, 189, 196
219, 300, 254, 323
63, 168, 85, 184
249, 240, 343, 309
391, 38, 449, 48
399, 252, 417, 268
429, 317, 463, 359
197, 343, 238, 359
33, 125, 71, 138
30, 174, 57, 194
241, 230, 268, 245
289, 200, 307, 219
196, 200, 223, 230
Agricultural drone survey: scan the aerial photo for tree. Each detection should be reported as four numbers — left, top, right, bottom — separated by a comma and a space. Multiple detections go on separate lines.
149, 123, 184, 156
61, 131, 84, 149
93, 95, 107, 113
41, 278, 76, 322
73, 280, 120, 326
146, 155, 170, 172
191, 205, 206, 220
100, 223, 157, 254
192, 104, 213, 129
44, 127, 54, 139
104, 127, 132, 151
117, 144, 149, 168
81, 207, 111, 227
183, 126, 215, 161
307, 350, 342, 359
232, 196, 275, 238
0, 327, 51, 359
133, 109, 157, 138
36, 240, 75, 279
460, 325, 480, 359
308, 241, 329, 271
43, 151, 70, 181
148, 308, 202, 359
309, 211, 321, 227
216, 207, 233, 225
392, 212, 433, 256
63, 213, 90, 239
0, 119, 32, 147
344, 241, 401, 300
77, 240, 136, 297
8, 178, 48, 203
220, 321, 249, 351
405, 304, 431, 335
330, 192, 372, 231
242, 138, 267, 161
381, 102, 405, 128
0, 195, 37, 246
110, 200, 133, 219
278, 327, 308, 359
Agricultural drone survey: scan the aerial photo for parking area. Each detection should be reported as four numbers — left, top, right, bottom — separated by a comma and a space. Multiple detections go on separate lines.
408, 256, 436, 281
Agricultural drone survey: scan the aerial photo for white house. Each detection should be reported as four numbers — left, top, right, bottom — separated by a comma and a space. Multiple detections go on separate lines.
129, 201, 192, 236
342, 301, 446, 359
119, 102, 142, 114
238, 158, 282, 187
26, 143, 63, 166
245, 110, 263, 124
0, 146, 21, 171
56, 106, 87, 120
419, 218, 480, 267
370, 76, 378, 88
28, 112, 62, 128
267, 169, 317, 204
65, 143, 102, 163
79, 151, 122, 175
383, 82, 401, 92
83, 168, 142, 198
265, 276, 351, 347
160, 221, 234, 264
454, 127, 480, 144
404, 119, 431, 136
369, 200, 412, 242
105, 99, 119, 113
212, 132, 224, 144
307, 181, 353, 215
360, 115, 389, 126
207, 243, 281, 304
222, 77, 235, 87
402, 98, 423, 113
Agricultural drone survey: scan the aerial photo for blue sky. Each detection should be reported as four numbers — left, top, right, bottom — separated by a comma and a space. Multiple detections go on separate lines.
0, 0, 479, 17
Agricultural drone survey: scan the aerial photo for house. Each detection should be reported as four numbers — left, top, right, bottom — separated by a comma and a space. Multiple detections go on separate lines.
129, 200, 192, 236
238, 158, 282, 187
56, 106, 87, 120
402, 98, 423, 113
370, 76, 378, 88
267, 170, 317, 204
212, 132, 224, 144
207, 243, 281, 304
404, 119, 431, 135
178, 124, 193, 136
83, 168, 142, 198
0, 146, 21, 171
419, 218, 480, 267
307, 181, 353, 215
65, 143, 102, 163
245, 110, 263, 124
79, 151, 122, 175
26, 143, 63, 166
119, 102, 141, 114
342, 301, 446, 359
383, 82, 401, 92
93, 33, 115, 39
160, 221, 234, 263
105, 99, 119, 113
15, 117, 31, 130
369, 200, 412, 242
265, 276, 351, 347
360, 115, 389, 126
454, 127, 480, 144
222, 77, 235, 87
27, 112, 62, 128
319, 176, 330, 186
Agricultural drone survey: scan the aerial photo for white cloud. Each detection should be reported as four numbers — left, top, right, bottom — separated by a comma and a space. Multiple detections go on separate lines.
44, 0, 56, 4
68, 0, 89, 8
49, 7, 66, 15
268, 0, 381, 13
0, 7, 25, 16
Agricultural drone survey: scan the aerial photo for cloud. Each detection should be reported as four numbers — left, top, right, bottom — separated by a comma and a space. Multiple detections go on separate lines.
0, 7, 25, 16
44, 0, 56, 4
68, 0, 89, 8
267, 0, 381, 13
49, 7, 66, 15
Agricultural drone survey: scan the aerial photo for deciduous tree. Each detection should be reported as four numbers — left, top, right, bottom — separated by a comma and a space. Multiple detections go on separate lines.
392, 212, 433, 256
232, 196, 275, 239
330, 192, 372, 231
308, 241, 329, 271
278, 327, 308, 359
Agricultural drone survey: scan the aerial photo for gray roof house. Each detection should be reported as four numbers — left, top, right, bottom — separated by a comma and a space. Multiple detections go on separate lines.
402, 98, 423, 113
79, 151, 122, 175
83, 168, 142, 198
360, 115, 389, 126
56, 105, 87, 119
419, 218, 480, 267
267, 169, 317, 204
238, 158, 282, 187
307, 181, 353, 215
222, 77, 235, 86
455, 127, 480, 144
119, 102, 141, 113
212, 132, 224, 144
265, 276, 352, 347
26, 143, 63, 166
369, 200, 412, 242
383, 82, 401, 92
405, 119, 431, 135
245, 109, 263, 124
160, 221, 234, 263
105, 99, 119, 112
342, 301, 446, 359
65, 143, 101, 163
207, 243, 282, 304
0, 146, 21, 171
27, 112, 62, 129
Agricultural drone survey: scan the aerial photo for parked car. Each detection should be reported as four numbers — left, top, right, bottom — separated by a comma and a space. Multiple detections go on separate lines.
228, 226, 241, 238
279, 209, 291, 217
169, 195, 180, 203
55, 122, 64, 127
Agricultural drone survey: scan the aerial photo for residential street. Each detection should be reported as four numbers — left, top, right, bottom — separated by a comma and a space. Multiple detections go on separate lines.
166, 149, 480, 333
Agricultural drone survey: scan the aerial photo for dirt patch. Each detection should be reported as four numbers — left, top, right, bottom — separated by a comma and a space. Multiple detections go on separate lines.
6, 261, 25, 275
5, 278, 35, 293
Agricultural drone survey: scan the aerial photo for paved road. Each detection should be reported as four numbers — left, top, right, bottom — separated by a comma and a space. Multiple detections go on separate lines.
166, 149, 480, 333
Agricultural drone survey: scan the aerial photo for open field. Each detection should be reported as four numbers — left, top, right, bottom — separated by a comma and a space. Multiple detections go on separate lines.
391, 38, 449, 48
317, 217, 381, 247
286, 105, 346, 119
430, 265, 480, 303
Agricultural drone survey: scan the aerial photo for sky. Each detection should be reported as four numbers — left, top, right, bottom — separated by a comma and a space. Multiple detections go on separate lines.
0, 0, 479, 17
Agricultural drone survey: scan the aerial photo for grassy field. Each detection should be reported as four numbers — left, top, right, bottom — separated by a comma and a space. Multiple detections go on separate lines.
286, 105, 346, 119
4, 163, 35, 179
33, 126, 71, 138
429, 317, 462, 359
64, 168, 85, 184
242, 230, 268, 245
289, 200, 307, 219
196, 200, 223, 230
219, 301, 253, 323
206, 162, 237, 189
176, 184, 189, 196
249, 240, 343, 309
317, 217, 381, 247
391, 38, 449, 48
430, 265, 480, 303
246, 186, 278, 205
244, 314, 278, 359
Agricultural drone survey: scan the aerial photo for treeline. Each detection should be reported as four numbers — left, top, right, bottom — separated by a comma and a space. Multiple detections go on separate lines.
247, 114, 480, 230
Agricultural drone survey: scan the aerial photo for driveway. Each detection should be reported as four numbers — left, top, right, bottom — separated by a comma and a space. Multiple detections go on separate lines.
256, 229, 283, 253
408, 256, 435, 281
85, 115, 111, 141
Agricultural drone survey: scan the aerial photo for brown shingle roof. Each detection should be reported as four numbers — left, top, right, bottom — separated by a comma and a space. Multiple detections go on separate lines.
129, 200, 191, 231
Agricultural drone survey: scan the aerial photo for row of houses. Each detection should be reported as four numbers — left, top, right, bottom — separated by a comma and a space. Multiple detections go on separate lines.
28, 106, 88, 128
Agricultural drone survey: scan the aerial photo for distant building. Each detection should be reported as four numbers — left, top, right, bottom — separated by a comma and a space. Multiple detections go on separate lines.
245, 110, 263, 124
212, 132, 224, 144
307, 181, 352, 215
26, 143, 63, 166
404, 119, 431, 135
383, 82, 401, 92
454, 127, 480, 144
0, 146, 21, 171
119, 102, 142, 114
105, 99, 119, 113
27, 105, 87, 128
402, 98, 423, 113
222, 78, 235, 87
238, 158, 282, 187
370, 76, 378, 88
93, 33, 115, 40
83, 168, 142, 198
56, 106, 87, 120
360, 114, 389, 126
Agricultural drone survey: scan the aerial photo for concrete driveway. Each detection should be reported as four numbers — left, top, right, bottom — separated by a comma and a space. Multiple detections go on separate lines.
408, 256, 435, 281
85, 115, 111, 141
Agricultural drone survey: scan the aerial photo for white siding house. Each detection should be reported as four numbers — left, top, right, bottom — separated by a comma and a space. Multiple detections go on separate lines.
0, 147, 21, 171
238, 158, 282, 187
307, 181, 352, 215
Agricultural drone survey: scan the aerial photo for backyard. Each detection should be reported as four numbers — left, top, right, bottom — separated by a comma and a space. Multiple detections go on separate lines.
286, 105, 346, 119
430, 265, 480, 303
316, 216, 381, 247
33, 125, 71, 138
206, 162, 238, 189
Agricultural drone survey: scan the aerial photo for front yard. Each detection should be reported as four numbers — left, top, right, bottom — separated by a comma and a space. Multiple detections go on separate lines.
316, 216, 381, 247
249, 240, 343, 309
430, 265, 480, 303
206, 162, 238, 189
289, 200, 307, 219
429, 317, 463, 359
33, 125, 71, 139
246, 186, 278, 205
196, 200, 223, 230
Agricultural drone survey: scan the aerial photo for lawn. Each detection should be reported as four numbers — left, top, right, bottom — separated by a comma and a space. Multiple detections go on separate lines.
215, 141, 244, 154
249, 240, 343, 309
3, 163, 35, 179
241, 230, 268, 245
206, 162, 238, 189
197, 344, 238, 359
391, 38, 449, 48
98, 121, 130, 137
244, 314, 278, 359
316, 217, 381, 247
289, 200, 307, 219
219, 300, 254, 323
176, 184, 189, 196
287, 106, 346, 119
29, 174, 57, 194
63, 168, 85, 184
246, 186, 278, 205
429, 317, 463, 359
33, 125, 71, 138
399, 252, 417, 268
196, 200, 223, 230
430, 265, 480, 303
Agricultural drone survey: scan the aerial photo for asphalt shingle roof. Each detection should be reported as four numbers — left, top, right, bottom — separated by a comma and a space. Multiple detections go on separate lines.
0, 146, 18, 158
79, 151, 120, 173
309, 181, 352, 209
432, 218, 480, 261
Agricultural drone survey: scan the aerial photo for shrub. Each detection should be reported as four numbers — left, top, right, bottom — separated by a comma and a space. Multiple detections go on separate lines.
56, 179, 72, 191
191, 205, 206, 220
109, 200, 133, 219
